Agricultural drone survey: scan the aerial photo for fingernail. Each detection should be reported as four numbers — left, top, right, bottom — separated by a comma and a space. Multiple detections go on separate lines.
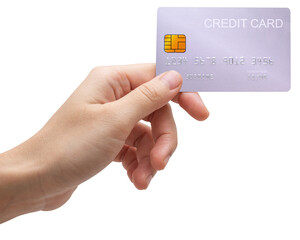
164, 155, 171, 166
160, 71, 182, 90
146, 175, 153, 186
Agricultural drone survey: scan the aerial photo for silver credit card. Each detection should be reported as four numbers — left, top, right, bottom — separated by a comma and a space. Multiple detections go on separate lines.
156, 7, 291, 92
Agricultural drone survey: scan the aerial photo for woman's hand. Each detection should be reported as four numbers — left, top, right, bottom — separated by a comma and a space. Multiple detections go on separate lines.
0, 63, 209, 223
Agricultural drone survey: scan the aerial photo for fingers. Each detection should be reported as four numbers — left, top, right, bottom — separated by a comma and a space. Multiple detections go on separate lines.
112, 70, 183, 128
116, 63, 156, 89
173, 92, 209, 121
145, 104, 177, 170
121, 103, 177, 188
125, 123, 156, 189
88, 64, 209, 122
122, 65, 209, 121
114, 145, 138, 182
79, 63, 156, 104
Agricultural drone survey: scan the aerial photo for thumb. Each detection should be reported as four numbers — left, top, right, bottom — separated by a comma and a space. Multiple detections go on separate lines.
113, 70, 182, 126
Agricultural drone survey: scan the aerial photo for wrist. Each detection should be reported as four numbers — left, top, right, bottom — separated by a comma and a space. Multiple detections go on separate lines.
0, 134, 47, 223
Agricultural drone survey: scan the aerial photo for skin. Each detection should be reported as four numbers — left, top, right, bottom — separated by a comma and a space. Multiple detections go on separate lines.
0, 63, 209, 223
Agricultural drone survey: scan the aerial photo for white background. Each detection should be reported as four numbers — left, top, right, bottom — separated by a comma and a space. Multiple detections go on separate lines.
0, 0, 299, 239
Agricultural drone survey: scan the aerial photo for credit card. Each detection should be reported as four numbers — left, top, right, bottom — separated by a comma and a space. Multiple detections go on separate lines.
156, 8, 291, 92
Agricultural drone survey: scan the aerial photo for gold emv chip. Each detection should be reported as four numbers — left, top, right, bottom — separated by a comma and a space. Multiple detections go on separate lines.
164, 34, 186, 53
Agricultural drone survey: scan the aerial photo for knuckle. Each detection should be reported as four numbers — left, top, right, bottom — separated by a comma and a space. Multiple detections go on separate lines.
174, 136, 178, 151
166, 132, 177, 153
89, 66, 110, 77
138, 84, 161, 103
133, 130, 151, 147
90, 66, 103, 75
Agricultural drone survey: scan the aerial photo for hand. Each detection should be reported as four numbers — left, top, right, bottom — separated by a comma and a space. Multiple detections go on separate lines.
0, 63, 208, 223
